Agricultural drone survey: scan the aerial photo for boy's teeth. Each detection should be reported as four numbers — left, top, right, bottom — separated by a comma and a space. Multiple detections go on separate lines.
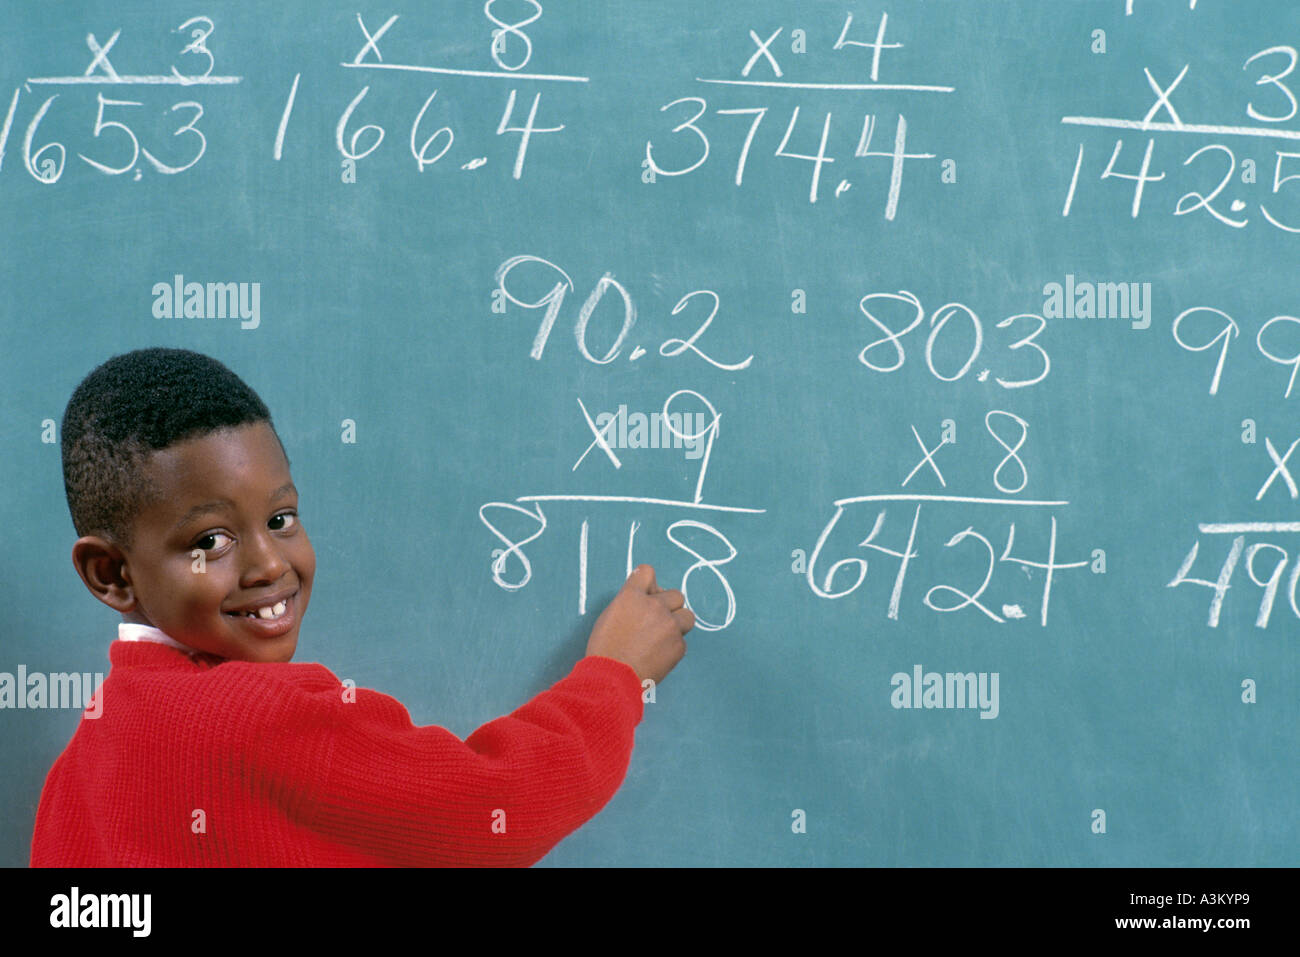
249, 600, 288, 619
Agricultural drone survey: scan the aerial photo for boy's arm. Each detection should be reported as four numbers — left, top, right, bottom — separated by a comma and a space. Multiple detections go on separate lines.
307, 565, 690, 866
310, 654, 644, 866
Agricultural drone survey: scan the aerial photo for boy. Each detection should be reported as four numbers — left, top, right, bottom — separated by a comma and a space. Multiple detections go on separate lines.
32, 347, 692, 866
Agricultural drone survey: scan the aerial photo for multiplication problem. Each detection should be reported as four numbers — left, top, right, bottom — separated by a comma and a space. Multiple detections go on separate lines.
641, 11, 955, 214
1061, 46, 1300, 230
1, 17, 234, 183
802, 414, 1099, 625
287, 4, 581, 181
480, 388, 764, 632
1169, 425, 1300, 630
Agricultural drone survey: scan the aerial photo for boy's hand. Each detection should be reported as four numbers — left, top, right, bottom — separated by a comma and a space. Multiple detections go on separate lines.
586, 565, 692, 684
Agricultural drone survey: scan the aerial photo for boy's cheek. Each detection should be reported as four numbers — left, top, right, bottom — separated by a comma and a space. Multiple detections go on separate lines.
297, 533, 317, 576
295, 542, 317, 604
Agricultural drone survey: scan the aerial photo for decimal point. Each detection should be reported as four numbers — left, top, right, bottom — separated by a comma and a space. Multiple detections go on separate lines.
134, 169, 143, 181
1230, 199, 1247, 212
629, 346, 647, 361
977, 369, 990, 382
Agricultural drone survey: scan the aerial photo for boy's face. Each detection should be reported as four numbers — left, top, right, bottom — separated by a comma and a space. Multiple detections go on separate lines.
117, 421, 314, 663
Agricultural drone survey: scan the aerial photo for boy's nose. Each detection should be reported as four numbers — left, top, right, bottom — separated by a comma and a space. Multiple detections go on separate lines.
239, 530, 292, 585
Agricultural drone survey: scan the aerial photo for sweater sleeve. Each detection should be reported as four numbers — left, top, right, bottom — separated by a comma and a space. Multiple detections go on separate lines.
304, 655, 645, 866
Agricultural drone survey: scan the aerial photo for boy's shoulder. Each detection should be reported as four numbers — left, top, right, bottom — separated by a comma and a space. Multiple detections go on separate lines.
102, 639, 359, 732
109, 638, 341, 689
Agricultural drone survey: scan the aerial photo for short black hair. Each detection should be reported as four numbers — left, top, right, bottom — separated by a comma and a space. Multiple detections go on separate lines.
62, 348, 275, 547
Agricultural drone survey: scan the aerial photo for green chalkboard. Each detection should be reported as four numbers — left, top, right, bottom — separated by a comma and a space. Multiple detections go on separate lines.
2, 0, 1297, 867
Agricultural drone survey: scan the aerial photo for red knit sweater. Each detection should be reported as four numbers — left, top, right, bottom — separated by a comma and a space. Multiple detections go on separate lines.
31, 639, 644, 866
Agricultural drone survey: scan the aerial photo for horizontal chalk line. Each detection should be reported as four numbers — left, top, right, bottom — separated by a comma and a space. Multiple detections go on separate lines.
1061, 115, 1300, 141
697, 77, 954, 92
1198, 522, 1300, 533
341, 62, 589, 83
26, 75, 243, 85
516, 494, 764, 514
834, 494, 1069, 507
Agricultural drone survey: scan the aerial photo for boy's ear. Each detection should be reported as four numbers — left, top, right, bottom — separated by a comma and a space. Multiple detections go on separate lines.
71, 536, 136, 613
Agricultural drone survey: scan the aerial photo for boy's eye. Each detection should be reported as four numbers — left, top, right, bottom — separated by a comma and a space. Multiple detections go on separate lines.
195, 532, 233, 551
269, 512, 297, 531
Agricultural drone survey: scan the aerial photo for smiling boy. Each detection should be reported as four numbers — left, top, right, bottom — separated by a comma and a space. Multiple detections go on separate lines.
103, 418, 312, 664
32, 347, 691, 866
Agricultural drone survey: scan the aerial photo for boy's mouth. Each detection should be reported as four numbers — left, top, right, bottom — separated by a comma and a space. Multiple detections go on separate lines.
223, 591, 297, 635
228, 600, 288, 620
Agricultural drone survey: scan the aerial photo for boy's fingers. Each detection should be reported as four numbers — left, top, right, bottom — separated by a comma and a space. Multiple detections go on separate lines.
654, 588, 686, 611
626, 564, 658, 593
672, 608, 696, 634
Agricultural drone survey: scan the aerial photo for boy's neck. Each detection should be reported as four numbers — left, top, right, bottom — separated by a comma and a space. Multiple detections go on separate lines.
117, 621, 200, 656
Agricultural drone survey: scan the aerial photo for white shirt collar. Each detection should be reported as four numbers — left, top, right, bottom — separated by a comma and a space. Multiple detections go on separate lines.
117, 622, 200, 656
